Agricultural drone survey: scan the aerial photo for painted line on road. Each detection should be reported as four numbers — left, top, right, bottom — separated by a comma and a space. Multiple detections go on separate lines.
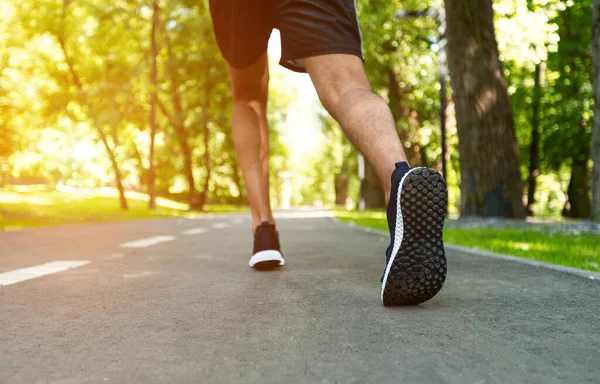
210, 222, 230, 229
0, 261, 90, 287
231, 218, 244, 224
120, 236, 175, 248
182, 228, 209, 235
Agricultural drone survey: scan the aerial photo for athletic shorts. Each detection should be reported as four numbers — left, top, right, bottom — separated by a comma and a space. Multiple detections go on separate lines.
209, 0, 363, 73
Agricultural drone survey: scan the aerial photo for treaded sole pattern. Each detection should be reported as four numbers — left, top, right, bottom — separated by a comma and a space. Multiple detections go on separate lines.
382, 168, 448, 306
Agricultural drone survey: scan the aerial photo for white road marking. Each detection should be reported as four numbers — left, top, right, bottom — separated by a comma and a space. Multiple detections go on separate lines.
232, 218, 244, 224
0, 261, 90, 287
120, 236, 175, 248
210, 222, 230, 229
182, 228, 209, 235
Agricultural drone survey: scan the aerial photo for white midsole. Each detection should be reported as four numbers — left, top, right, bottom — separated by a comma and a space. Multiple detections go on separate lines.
381, 168, 421, 302
249, 250, 285, 268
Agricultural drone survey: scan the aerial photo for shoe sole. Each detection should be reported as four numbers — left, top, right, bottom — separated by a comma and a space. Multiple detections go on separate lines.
381, 167, 448, 306
249, 250, 285, 270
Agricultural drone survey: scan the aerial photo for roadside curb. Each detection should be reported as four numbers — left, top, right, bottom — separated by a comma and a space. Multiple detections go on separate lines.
329, 216, 600, 282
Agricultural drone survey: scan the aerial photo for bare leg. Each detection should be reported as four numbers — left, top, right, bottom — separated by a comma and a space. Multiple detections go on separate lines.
303, 54, 407, 203
227, 54, 275, 233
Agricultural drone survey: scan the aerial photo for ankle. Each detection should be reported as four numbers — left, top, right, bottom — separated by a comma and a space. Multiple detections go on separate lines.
252, 217, 276, 234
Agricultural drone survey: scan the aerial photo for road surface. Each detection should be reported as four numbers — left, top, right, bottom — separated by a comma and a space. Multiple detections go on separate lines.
1, 210, 599, 383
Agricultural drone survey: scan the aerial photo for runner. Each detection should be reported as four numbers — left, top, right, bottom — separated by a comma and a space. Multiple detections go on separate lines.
209, 0, 448, 305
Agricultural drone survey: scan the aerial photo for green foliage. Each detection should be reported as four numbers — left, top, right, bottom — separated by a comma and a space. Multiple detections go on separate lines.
358, 0, 442, 165
0, 0, 594, 217
543, 0, 593, 172
296, 0, 592, 216
1, 0, 289, 207
494, 0, 593, 216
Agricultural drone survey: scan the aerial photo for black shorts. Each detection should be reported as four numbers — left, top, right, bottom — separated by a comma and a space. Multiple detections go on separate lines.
209, 0, 363, 73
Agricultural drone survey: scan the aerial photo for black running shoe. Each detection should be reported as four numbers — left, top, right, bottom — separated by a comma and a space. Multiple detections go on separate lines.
381, 165, 448, 306
249, 222, 285, 270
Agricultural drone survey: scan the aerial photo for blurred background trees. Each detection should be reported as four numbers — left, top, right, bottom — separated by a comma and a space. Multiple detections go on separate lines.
0, 0, 598, 220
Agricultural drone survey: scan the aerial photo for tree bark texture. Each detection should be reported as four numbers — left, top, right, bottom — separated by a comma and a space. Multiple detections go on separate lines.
592, 0, 600, 221
444, 0, 526, 218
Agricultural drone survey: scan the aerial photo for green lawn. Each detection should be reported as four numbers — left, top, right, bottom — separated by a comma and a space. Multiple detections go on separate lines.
334, 209, 600, 272
0, 188, 247, 231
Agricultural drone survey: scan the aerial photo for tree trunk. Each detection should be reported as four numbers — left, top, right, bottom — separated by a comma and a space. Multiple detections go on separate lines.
177, 128, 199, 209
334, 162, 349, 206
564, 156, 591, 218
592, 0, 600, 221
527, 62, 545, 215
362, 161, 385, 209
197, 78, 213, 211
97, 126, 128, 210
444, 0, 526, 218
147, 0, 159, 210
197, 123, 211, 210
163, 33, 198, 210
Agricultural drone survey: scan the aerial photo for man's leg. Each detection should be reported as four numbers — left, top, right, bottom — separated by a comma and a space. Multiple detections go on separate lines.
227, 54, 275, 234
304, 54, 447, 306
303, 54, 407, 204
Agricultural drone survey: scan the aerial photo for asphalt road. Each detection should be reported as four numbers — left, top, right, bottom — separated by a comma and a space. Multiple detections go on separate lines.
1, 210, 599, 384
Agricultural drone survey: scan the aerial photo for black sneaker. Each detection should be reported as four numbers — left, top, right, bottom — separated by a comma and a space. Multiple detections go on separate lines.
381, 165, 448, 306
249, 222, 285, 270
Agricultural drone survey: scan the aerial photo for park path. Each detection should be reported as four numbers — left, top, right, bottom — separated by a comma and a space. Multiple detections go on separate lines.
1, 210, 599, 383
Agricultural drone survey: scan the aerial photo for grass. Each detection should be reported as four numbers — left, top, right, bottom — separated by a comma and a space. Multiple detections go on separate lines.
0, 187, 247, 231
333, 209, 600, 273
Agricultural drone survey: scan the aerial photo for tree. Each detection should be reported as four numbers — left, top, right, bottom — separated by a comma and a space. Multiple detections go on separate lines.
2, 0, 279, 209
526, 62, 544, 215
155, 1, 235, 210
494, 1, 556, 216
443, 0, 526, 218
592, 0, 600, 221
147, 0, 160, 210
37, 0, 142, 210
544, 0, 593, 218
